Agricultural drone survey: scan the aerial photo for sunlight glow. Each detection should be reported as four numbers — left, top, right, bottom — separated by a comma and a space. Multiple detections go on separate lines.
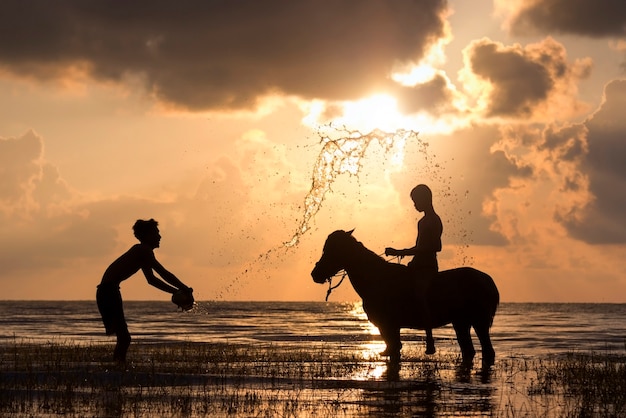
391, 37, 448, 86
348, 302, 384, 353
330, 93, 457, 135
301, 93, 461, 136
339, 94, 404, 132
392, 63, 438, 86
347, 302, 388, 380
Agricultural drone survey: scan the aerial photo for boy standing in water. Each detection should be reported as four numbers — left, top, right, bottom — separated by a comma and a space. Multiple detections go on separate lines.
96, 219, 192, 363
385, 184, 443, 354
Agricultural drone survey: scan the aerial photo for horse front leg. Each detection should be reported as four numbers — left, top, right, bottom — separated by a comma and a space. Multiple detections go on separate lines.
378, 325, 402, 363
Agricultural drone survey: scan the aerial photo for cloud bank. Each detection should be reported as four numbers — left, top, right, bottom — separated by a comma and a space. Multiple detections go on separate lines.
0, 0, 449, 111
503, 0, 626, 37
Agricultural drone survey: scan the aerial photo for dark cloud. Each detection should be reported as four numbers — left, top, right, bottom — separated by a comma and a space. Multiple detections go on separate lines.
394, 74, 455, 115
540, 124, 588, 163
0, 0, 449, 111
507, 0, 626, 37
561, 79, 626, 243
466, 37, 589, 118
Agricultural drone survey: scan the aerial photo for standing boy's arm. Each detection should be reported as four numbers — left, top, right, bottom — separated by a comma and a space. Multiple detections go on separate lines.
151, 259, 190, 291
141, 265, 180, 293
136, 248, 186, 293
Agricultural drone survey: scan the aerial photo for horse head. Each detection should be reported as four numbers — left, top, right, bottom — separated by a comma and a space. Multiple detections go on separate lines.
311, 229, 355, 283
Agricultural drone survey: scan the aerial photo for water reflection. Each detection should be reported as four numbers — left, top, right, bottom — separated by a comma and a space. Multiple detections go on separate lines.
338, 361, 497, 417
351, 361, 388, 381
343, 301, 496, 416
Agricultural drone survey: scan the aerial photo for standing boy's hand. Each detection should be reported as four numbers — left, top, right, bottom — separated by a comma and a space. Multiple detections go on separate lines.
172, 287, 195, 311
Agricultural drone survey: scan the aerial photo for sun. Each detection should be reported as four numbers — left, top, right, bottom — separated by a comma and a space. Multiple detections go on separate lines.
330, 92, 454, 135
300, 93, 406, 133
300, 87, 456, 137
339, 93, 405, 132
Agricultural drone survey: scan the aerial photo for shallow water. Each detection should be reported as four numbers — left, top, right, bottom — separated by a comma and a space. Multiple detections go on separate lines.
1, 301, 625, 358
1, 301, 625, 417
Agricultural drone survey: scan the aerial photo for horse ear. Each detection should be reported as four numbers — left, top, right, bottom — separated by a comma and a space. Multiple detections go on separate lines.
347, 228, 355, 235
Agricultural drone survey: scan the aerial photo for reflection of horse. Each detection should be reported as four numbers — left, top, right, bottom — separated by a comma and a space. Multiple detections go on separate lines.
311, 230, 499, 368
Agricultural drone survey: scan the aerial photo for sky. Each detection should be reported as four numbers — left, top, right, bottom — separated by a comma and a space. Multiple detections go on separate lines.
0, 0, 625, 302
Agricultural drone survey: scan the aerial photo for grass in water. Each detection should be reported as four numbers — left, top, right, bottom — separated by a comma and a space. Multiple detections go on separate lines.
528, 352, 626, 417
1, 340, 624, 417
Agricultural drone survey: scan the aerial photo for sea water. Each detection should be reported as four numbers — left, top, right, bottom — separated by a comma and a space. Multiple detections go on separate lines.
1, 301, 625, 359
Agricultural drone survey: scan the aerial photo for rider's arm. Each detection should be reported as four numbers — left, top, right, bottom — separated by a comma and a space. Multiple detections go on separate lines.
385, 246, 418, 257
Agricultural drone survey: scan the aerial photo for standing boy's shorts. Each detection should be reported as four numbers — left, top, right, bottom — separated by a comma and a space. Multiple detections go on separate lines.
96, 284, 128, 335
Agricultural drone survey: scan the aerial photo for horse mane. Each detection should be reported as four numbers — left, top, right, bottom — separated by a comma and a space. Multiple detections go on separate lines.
352, 238, 387, 265
339, 232, 393, 271
340, 231, 410, 288
326, 230, 399, 273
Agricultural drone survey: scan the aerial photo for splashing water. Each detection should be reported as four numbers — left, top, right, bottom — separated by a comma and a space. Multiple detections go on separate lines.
212, 125, 474, 300
285, 127, 416, 247
282, 124, 475, 266
209, 127, 417, 301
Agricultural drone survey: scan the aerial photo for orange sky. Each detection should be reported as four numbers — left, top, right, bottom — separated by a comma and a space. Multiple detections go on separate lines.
1, 0, 625, 302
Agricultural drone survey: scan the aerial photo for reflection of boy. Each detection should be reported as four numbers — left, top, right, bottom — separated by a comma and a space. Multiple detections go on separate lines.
96, 219, 191, 363
385, 184, 442, 354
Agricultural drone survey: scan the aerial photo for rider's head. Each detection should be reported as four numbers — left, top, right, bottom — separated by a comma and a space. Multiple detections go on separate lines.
410, 184, 433, 212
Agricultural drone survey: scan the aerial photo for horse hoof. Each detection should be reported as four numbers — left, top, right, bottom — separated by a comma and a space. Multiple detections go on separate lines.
426, 345, 436, 355
482, 356, 495, 369
379, 348, 401, 360
461, 356, 475, 368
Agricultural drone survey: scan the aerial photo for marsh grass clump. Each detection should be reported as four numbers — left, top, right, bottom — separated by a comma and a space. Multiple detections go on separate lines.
0, 340, 380, 417
529, 353, 626, 417
2, 340, 625, 417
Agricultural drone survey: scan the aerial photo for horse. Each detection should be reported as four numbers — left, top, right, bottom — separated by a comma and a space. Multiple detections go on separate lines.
311, 229, 499, 368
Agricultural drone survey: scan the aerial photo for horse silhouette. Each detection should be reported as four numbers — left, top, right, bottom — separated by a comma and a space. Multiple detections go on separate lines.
311, 229, 499, 368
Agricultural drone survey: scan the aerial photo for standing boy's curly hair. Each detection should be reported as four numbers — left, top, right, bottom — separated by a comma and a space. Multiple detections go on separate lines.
132, 219, 158, 241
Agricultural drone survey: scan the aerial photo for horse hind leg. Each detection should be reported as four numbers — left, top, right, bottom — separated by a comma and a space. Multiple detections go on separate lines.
474, 322, 495, 369
425, 329, 435, 354
452, 322, 475, 366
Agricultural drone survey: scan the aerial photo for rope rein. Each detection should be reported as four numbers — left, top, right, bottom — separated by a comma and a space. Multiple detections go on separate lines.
324, 253, 402, 301
325, 271, 347, 302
